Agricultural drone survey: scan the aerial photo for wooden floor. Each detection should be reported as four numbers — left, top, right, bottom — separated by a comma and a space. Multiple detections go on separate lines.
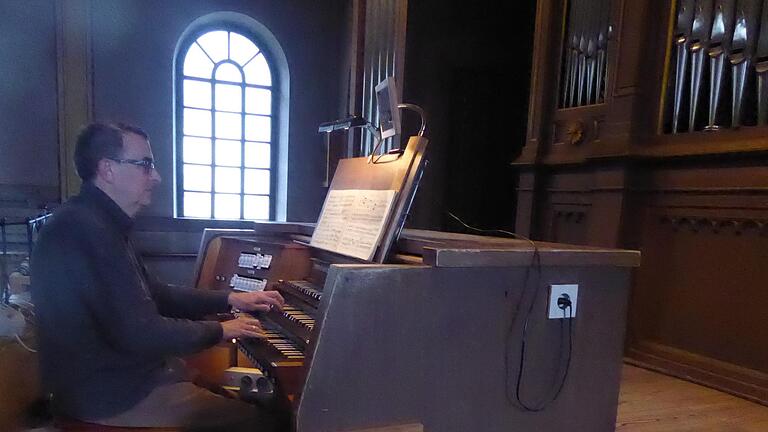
617, 365, 768, 431
8, 361, 768, 431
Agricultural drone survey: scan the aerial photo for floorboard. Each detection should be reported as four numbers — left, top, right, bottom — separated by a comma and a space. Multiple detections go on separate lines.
617, 365, 768, 431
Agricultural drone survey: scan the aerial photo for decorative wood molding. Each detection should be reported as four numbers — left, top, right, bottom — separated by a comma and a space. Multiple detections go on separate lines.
55, 0, 93, 200
643, 129, 768, 157
139, 253, 198, 259
519, 0, 566, 164
658, 215, 768, 235
564, 120, 585, 146
543, 187, 627, 193
626, 342, 768, 407
639, 186, 768, 195
552, 106, 606, 153
544, 203, 591, 244
344, 424, 423, 432
554, 209, 586, 223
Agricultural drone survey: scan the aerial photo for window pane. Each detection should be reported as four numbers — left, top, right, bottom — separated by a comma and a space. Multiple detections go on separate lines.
245, 88, 271, 115
245, 115, 271, 142
215, 112, 241, 140
214, 193, 240, 219
183, 164, 211, 191
183, 136, 211, 164
244, 142, 270, 168
230, 32, 259, 66
184, 80, 211, 109
244, 169, 270, 195
215, 139, 241, 167
184, 108, 211, 137
183, 43, 213, 79
244, 195, 269, 220
215, 63, 243, 83
183, 192, 211, 218
215, 166, 241, 193
215, 83, 242, 112
243, 53, 272, 86
196, 31, 228, 63
179, 31, 276, 222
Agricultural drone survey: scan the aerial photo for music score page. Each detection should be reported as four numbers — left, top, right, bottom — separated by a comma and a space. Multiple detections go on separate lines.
310, 189, 397, 261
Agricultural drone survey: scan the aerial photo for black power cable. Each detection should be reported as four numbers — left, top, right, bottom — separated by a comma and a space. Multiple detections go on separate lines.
514, 294, 573, 411
447, 212, 574, 412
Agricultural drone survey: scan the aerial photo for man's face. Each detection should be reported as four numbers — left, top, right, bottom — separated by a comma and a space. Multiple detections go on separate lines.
110, 132, 162, 217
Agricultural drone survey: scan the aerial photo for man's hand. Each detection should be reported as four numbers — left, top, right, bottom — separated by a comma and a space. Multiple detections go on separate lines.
221, 316, 265, 341
228, 290, 285, 313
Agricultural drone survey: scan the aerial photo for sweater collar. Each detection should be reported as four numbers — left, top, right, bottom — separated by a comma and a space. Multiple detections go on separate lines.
79, 182, 134, 235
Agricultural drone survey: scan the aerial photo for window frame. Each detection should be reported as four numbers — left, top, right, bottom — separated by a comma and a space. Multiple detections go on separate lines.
174, 24, 279, 221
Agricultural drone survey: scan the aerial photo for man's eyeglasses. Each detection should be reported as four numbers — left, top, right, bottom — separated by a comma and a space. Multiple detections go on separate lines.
108, 157, 156, 174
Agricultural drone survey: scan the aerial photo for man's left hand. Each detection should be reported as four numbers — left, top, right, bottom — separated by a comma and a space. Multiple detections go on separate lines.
228, 290, 285, 312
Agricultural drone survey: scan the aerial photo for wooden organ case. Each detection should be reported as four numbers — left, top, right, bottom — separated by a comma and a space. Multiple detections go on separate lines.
191, 135, 639, 431
517, 0, 768, 406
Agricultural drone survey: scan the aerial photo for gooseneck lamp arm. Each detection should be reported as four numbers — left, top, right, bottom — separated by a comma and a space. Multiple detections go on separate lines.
367, 103, 427, 164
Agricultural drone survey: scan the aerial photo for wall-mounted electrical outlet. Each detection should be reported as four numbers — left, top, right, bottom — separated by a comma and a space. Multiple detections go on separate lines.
548, 284, 578, 319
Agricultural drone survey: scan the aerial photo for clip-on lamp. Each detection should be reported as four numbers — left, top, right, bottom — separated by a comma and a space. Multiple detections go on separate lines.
318, 77, 427, 183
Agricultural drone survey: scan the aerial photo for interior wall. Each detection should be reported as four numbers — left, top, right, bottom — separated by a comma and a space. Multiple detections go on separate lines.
91, 0, 346, 222
402, 1, 535, 232
0, 0, 345, 222
0, 1, 59, 201
0, 0, 347, 286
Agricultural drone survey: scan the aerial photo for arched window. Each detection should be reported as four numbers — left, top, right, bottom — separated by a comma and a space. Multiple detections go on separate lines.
175, 20, 286, 220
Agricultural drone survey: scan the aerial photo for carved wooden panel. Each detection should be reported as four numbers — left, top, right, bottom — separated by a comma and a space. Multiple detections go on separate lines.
550, 107, 605, 162
518, 0, 768, 408
543, 203, 590, 245
628, 199, 768, 403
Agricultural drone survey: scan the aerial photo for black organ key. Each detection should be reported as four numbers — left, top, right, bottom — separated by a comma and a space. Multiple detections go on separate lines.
285, 280, 323, 301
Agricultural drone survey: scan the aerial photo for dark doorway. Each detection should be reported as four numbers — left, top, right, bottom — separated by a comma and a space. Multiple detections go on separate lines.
403, 1, 536, 233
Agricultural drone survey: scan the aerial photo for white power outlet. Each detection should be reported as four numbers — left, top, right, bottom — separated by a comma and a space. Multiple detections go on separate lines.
548, 284, 578, 319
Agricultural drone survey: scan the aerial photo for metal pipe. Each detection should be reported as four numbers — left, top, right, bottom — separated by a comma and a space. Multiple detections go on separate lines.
731, 56, 750, 126
689, 45, 707, 131
688, 0, 715, 132
757, 65, 768, 123
672, 0, 697, 132
754, 0, 768, 124
705, 1, 736, 131
729, 0, 761, 127
673, 38, 691, 132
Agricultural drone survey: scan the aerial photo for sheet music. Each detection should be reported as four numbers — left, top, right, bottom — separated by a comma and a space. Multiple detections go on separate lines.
310, 189, 397, 260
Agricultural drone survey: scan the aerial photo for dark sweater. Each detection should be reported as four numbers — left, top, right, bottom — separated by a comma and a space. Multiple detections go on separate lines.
30, 183, 229, 420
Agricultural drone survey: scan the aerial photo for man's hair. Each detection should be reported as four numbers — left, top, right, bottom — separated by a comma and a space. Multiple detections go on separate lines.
74, 122, 149, 182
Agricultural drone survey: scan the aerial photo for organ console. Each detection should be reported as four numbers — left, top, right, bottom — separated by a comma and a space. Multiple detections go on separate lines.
193, 226, 638, 432
187, 133, 640, 431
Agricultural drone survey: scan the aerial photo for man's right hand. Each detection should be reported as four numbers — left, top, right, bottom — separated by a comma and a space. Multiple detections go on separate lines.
220, 316, 265, 341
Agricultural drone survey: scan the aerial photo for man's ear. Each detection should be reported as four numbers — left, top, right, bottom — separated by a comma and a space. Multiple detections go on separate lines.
96, 158, 116, 184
